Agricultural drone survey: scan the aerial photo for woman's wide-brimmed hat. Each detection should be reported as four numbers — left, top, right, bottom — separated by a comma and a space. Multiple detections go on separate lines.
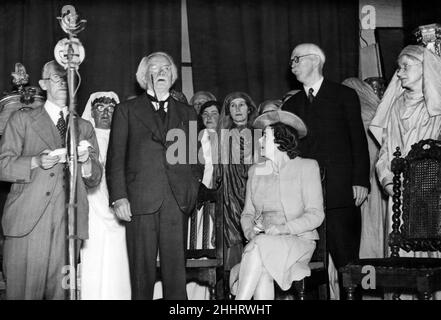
253, 110, 307, 138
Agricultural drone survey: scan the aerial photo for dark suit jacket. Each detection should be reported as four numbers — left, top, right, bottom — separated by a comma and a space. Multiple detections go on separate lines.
106, 94, 202, 216
0, 106, 102, 239
283, 79, 370, 209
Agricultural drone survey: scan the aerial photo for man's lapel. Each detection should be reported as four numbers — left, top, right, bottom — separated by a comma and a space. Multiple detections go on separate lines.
30, 107, 59, 150
294, 89, 309, 119
165, 98, 184, 132
132, 94, 165, 144
313, 79, 332, 105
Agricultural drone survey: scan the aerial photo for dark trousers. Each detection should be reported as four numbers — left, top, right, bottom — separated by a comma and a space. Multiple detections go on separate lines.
326, 206, 361, 270
125, 185, 188, 300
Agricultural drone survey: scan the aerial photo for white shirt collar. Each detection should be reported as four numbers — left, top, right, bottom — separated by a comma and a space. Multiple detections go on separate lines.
44, 100, 68, 125
304, 76, 324, 97
146, 90, 170, 112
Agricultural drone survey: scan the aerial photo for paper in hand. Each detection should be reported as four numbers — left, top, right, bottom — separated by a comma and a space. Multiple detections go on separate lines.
48, 148, 67, 163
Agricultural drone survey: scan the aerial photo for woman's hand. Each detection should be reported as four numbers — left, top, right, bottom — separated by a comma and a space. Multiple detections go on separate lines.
384, 183, 394, 197
265, 224, 289, 236
245, 229, 258, 241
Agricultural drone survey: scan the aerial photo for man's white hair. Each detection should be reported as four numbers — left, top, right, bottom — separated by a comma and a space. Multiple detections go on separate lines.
294, 43, 326, 69
135, 51, 178, 90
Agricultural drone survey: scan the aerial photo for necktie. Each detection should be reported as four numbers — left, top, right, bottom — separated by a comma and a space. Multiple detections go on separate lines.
56, 111, 67, 146
308, 88, 314, 104
148, 94, 167, 122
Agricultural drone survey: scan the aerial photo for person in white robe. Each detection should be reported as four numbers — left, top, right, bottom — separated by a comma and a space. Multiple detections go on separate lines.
370, 45, 441, 300
80, 91, 131, 300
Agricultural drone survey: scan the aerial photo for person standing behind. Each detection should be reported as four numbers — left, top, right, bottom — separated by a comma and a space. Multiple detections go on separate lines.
370, 46, 441, 300
342, 77, 387, 260
190, 91, 217, 114
80, 91, 131, 300
106, 52, 201, 300
217, 92, 258, 297
0, 60, 102, 300
283, 43, 370, 297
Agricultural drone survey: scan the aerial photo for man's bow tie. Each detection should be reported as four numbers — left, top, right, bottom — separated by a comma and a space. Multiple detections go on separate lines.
147, 93, 169, 105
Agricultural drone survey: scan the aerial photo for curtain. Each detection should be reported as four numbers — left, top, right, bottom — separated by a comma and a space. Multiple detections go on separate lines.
187, 0, 359, 104
402, 0, 441, 45
0, 0, 182, 113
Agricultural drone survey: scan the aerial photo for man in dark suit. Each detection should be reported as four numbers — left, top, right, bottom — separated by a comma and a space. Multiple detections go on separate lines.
0, 60, 102, 299
283, 44, 370, 285
107, 52, 201, 300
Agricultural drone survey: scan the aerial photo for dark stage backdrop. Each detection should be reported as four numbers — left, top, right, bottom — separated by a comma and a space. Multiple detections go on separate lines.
187, 0, 359, 104
402, 0, 441, 46
1, 0, 359, 112
0, 0, 182, 113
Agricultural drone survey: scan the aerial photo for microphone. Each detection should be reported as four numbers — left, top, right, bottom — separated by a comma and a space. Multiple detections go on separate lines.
57, 5, 87, 36
54, 5, 86, 69
151, 74, 159, 101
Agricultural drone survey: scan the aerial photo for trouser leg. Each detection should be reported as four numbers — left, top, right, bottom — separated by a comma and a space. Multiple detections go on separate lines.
159, 186, 187, 300
4, 207, 55, 300
326, 206, 361, 269
126, 213, 159, 300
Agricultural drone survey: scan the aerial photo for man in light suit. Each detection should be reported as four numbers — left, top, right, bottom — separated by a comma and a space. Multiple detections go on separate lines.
0, 60, 102, 299
283, 44, 370, 296
107, 52, 202, 300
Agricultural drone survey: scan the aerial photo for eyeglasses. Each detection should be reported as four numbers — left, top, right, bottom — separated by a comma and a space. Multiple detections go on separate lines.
148, 64, 172, 74
289, 54, 318, 65
396, 62, 422, 73
42, 74, 66, 83
93, 104, 115, 113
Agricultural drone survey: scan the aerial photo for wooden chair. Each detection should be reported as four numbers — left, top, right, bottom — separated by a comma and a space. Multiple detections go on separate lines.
156, 193, 224, 300
291, 167, 328, 300
185, 195, 224, 300
340, 139, 441, 300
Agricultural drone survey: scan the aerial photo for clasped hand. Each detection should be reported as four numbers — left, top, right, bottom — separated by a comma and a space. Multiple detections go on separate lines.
246, 223, 289, 241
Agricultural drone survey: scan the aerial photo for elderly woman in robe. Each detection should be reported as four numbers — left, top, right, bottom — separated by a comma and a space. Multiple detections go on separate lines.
369, 45, 441, 299
80, 91, 131, 300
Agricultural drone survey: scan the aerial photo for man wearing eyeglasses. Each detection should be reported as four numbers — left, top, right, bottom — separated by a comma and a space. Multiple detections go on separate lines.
0, 60, 102, 299
283, 43, 370, 298
106, 52, 201, 300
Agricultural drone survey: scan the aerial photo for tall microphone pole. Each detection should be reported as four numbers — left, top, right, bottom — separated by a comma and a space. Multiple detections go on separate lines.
54, 5, 86, 300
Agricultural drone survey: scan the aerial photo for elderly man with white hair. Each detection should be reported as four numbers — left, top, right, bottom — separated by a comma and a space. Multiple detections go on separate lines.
106, 52, 202, 300
283, 43, 370, 299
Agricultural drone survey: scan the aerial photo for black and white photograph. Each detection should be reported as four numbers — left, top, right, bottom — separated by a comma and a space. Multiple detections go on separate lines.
1, 0, 441, 306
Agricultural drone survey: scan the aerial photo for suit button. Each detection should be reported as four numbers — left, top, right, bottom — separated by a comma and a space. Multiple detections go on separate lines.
46, 192, 50, 196
50, 173, 55, 177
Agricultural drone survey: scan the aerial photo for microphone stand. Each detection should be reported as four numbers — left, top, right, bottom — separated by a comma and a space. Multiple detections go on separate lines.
55, 5, 86, 300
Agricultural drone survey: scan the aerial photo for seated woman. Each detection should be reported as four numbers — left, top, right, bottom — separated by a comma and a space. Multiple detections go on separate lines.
231, 110, 324, 300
